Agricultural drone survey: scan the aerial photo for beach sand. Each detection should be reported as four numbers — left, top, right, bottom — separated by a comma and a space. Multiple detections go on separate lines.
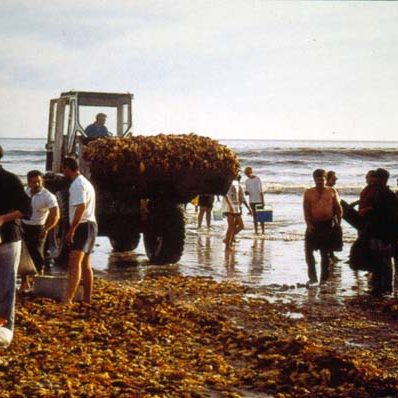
4, 205, 398, 397
4, 274, 398, 397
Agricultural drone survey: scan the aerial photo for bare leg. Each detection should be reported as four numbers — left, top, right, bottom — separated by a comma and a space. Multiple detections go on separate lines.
63, 250, 85, 304
235, 215, 244, 235
252, 215, 258, 234
320, 249, 331, 283
198, 207, 205, 228
205, 208, 211, 228
19, 275, 31, 291
82, 254, 93, 304
224, 214, 236, 250
305, 241, 317, 283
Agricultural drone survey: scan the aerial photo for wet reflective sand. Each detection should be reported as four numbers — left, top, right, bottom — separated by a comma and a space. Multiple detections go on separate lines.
89, 203, 388, 304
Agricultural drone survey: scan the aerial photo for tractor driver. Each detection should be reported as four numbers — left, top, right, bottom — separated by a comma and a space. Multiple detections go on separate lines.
85, 113, 111, 138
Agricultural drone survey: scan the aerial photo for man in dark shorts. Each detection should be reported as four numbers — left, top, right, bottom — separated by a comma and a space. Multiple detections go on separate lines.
197, 195, 215, 228
303, 169, 343, 285
62, 157, 97, 305
244, 166, 264, 234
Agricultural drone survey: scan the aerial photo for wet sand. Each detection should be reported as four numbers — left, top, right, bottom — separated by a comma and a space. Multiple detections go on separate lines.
90, 203, 375, 304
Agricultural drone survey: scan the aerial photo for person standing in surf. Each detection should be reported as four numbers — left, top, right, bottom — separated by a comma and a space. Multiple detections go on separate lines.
303, 169, 342, 285
326, 170, 343, 262
244, 166, 264, 235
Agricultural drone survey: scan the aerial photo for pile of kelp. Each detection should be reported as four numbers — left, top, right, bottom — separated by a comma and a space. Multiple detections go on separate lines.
1, 276, 397, 397
83, 133, 239, 181
347, 295, 398, 320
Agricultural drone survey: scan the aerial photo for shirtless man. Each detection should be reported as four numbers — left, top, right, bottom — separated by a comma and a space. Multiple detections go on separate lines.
303, 169, 342, 284
326, 170, 341, 262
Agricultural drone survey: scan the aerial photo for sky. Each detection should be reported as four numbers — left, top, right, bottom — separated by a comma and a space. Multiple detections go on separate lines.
0, 0, 398, 141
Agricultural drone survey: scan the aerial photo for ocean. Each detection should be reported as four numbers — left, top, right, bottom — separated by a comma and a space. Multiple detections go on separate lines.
1, 137, 397, 241
2, 137, 398, 194
1, 137, 396, 293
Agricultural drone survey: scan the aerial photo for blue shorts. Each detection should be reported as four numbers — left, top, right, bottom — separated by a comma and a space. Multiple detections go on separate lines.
70, 222, 97, 254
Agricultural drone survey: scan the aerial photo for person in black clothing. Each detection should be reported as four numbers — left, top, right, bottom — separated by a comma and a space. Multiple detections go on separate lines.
197, 195, 215, 228
0, 145, 31, 347
367, 168, 398, 295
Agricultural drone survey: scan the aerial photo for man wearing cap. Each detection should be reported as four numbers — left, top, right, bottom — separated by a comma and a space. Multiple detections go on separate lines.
85, 113, 111, 138
0, 145, 31, 347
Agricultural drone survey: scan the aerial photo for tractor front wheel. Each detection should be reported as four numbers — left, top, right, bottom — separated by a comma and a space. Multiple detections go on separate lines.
143, 204, 185, 265
108, 218, 141, 252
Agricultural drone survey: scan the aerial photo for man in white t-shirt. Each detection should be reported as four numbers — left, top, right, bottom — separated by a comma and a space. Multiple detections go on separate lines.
21, 170, 60, 290
62, 157, 97, 305
244, 166, 265, 234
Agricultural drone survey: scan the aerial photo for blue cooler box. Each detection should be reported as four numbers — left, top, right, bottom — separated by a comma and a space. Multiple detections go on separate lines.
255, 204, 273, 222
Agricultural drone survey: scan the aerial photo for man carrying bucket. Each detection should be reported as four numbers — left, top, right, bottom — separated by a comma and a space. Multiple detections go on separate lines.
244, 167, 265, 234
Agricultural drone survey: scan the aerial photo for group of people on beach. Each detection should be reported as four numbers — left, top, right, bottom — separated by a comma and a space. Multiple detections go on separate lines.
196, 166, 266, 251
0, 115, 116, 346
2, 123, 398, 349
197, 164, 398, 298
304, 167, 398, 296
0, 146, 97, 347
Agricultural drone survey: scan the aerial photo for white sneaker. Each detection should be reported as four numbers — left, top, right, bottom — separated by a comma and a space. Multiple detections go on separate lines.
0, 327, 13, 348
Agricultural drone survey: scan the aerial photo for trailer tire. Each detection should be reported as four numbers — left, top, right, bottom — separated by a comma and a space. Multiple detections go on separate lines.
144, 204, 185, 265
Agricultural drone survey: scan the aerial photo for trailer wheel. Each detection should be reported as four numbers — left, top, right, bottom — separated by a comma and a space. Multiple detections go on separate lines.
143, 204, 185, 265
46, 191, 69, 266
108, 219, 141, 252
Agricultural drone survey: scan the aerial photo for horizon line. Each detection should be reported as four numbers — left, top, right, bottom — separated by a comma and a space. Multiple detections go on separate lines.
1, 136, 398, 144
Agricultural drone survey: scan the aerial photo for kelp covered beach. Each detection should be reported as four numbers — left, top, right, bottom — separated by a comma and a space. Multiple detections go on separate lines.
2, 276, 398, 397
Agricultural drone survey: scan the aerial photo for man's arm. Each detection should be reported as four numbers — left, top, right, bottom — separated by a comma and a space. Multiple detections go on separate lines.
303, 190, 313, 231
333, 189, 343, 223
257, 178, 265, 205
239, 186, 251, 213
0, 210, 24, 226
40, 206, 60, 239
65, 203, 86, 245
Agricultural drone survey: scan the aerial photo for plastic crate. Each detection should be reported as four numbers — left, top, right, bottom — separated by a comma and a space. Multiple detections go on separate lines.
32, 275, 83, 301
255, 204, 273, 222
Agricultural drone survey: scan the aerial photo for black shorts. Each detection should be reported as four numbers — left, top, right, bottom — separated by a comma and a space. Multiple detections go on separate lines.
70, 222, 97, 254
198, 195, 215, 208
250, 202, 263, 214
305, 220, 343, 252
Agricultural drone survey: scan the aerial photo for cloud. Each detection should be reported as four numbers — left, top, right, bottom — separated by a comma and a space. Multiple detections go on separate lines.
0, 1, 398, 140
